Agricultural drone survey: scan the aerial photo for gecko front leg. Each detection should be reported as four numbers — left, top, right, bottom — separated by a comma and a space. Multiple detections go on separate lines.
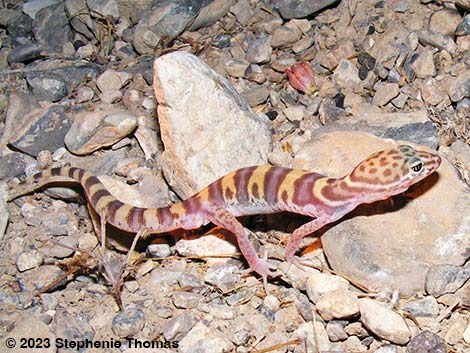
285, 215, 335, 268
206, 205, 277, 292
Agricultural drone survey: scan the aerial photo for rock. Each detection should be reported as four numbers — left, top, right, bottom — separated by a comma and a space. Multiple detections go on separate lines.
373, 83, 400, 106
112, 305, 145, 338
190, 0, 234, 30
455, 14, 470, 36
33, 3, 72, 52
272, 0, 340, 19
172, 291, 203, 309
293, 36, 314, 53
175, 234, 237, 259
24, 0, 60, 19
224, 59, 249, 78
0, 318, 55, 353
464, 323, 470, 344
96, 69, 132, 92
162, 311, 198, 341
245, 35, 272, 64
204, 263, 241, 293
64, 0, 95, 40
211, 33, 231, 48
271, 21, 303, 48
7, 42, 43, 63
64, 110, 137, 155
7, 12, 33, 38
407, 330, 446, 353
448, 71, 470, 102
16, 250, 44, 272
326, 321, 348, 341
381, 121, 439, 149
401, 296, 439, 318
305, 272, 349, 303
374, 346, 398, 353
425, 263, 470, 296
132, 2, 201, 54
87, 0, 119, 19
76, 86, 95, 103
153, 52, 271, 198
41, 237, 78, 259
428, 9, 462, 36
321, 42, 357, 71
315, 289, 360, 320
99, 89, 122, 103
410, 49, 436, 79
178, 320, 234, 353
8, 105, 71, 157
443, 312, 467, 345
420, 79, 445, 106
359, 298, 410, 344
333, 59, 362, 88
414, 30, 457, 54
230, 0, 254, 26
294, 132, 469, 296
0, 153, 35, 179
26, 73, 68, 102
146, 244, 172, 258
240, 84, 270, 107
294, 321, 331, 352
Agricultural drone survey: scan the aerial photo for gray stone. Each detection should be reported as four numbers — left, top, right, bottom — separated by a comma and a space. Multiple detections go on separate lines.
407, 330, 445, 353
9, 105, 71, 157
172, 291, 203, 309
272, 0, 340, 19
333, 59, 361, 88
0, 153, 35, 179
240, 84, 270, 107
64, 0, 96, 40
448, 71, 470, 102
64, 110, 137, 155
16, 250, 44, 272
401, 296, 439, 318
7, 42, 43, 63
381, 121, 439, 149
455, 14, 470, 36
112, 305, 145, 338
211, 33, 231, 48
373, 83, 400, 106
23, 0, 60, 19
414, 30, 457, 54
162, 311, 198, 341
26, 73, 68, 102
146, 244, 172, 258
7, 12, 33, 38
33, 3, 73, 52
245, 35, 272, 64
86, 0, 119, 19
133, 1, 202, 54
190, 0, 235, 30
425, 263, 470, 297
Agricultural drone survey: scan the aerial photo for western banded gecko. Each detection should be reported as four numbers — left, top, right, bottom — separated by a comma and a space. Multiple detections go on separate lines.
8, 145, 441, 291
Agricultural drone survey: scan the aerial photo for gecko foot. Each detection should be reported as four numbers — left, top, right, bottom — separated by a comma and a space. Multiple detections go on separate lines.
286, 255, 305, 271
241, 250, 279, 294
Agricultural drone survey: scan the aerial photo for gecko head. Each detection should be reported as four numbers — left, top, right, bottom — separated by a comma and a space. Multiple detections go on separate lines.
346, 145, 441, 202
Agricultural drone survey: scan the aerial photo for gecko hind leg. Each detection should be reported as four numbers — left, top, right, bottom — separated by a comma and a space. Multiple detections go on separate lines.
206, 206, 278, 292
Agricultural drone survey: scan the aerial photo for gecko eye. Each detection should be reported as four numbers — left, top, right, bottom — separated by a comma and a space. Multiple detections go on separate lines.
410, 162, 423, 174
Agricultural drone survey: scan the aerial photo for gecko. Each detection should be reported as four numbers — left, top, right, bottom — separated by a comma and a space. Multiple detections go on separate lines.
7, 145, 441, 291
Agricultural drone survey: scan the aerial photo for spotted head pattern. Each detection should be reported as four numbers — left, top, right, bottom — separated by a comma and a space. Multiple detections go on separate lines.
333, 145, 442, 205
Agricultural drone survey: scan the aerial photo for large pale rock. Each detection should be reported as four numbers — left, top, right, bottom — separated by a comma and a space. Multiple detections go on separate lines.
293, 131, 469, 296
153, 52, 272, 198
359, 298, 410, 344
